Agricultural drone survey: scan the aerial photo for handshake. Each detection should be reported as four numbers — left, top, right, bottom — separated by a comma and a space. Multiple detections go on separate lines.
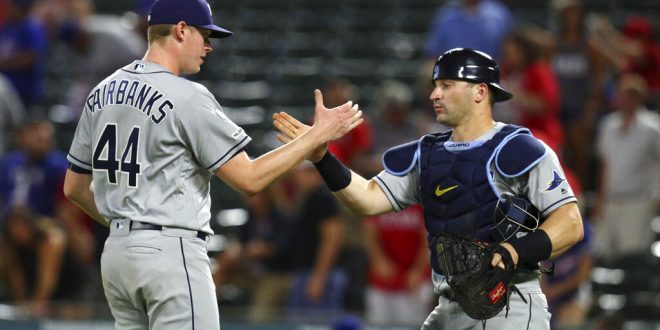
272, 89, 362, 162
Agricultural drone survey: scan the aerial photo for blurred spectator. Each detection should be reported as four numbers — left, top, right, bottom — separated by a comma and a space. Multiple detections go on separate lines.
541, 221, 593, 330
500, 26, 564, 152
0, 119, 96, 269
322, 77, 373, 314
593, 73, 660, 262
287, 162, 347, 321
619, 17, 660, 98
324, 77, 374, 176
371, 80, 418, 152
363, 205, 433, 326
133, 0, 155, 39
0, 120, 67, 218
549, 0, 607, 188
0, 72, 26, 154
213, 185, 293, 323
0, 206, 88, 317
361, 80, 420, 176
0, 0, 48, 109
31, 0, 94, 40
0, 0, 8, 25
588, 15, 660, 99
424, 0, 514, 60
55, 14, 145, 121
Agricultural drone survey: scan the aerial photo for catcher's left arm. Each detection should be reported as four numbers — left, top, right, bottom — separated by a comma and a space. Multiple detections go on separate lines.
493, 202, 583, 269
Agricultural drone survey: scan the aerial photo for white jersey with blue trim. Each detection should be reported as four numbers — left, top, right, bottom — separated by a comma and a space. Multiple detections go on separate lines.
374, 122, 576, 217
67, 60, 251, 233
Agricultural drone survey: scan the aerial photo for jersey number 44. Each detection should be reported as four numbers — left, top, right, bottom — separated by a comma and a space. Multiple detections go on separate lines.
93, 123, 142, 188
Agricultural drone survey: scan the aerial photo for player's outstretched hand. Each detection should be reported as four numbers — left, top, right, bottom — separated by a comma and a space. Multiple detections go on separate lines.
273, 111, 308, 144
273, 89, 362, 162
310, 89, 362, 141
273, 111, 328, 163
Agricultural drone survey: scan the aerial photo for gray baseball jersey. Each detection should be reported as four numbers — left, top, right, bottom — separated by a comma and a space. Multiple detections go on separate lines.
67, 60, 251, 233
374, 123, 576, 218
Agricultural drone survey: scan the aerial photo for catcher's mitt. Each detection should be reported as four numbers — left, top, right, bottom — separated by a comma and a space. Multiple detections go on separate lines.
432, 234, 526, 320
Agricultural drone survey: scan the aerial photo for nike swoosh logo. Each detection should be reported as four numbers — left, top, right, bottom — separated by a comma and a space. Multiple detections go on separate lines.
435, 185, 459, 197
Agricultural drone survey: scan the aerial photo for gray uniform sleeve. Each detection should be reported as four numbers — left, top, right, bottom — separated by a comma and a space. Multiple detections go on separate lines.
522, 146, 577, 217
179, 89, 251, 172
374, 168, 421, 211
67, 106, 94, 172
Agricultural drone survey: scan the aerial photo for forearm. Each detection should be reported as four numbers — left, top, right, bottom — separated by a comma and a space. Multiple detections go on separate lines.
332, 173, 393, 216
540, 203, 584, 258
250, 129, 325, 192
364, 223, 390, 264
57, 203, 94, 263
33, 238, 65, 302
217, 129, 326, 196
312, 219, 343, 278
68, 188, 107, 226
63, 170, 107, 226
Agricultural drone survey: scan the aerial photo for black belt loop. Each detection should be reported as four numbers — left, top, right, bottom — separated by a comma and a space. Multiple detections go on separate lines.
129, 221, 208, 241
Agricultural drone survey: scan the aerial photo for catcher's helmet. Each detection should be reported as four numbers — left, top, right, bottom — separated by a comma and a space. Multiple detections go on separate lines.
432, 48, 513, 102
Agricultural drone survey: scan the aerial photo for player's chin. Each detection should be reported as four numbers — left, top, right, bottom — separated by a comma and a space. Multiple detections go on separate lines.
184, 66, 202, 75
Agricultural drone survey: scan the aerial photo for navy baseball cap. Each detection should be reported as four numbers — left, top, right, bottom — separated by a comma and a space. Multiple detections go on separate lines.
148, 0, 233, 38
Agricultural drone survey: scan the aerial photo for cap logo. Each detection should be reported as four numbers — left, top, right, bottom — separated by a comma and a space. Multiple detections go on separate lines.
206, 3, 213, 17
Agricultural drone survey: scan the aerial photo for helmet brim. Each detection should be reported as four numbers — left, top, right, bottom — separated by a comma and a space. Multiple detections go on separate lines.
490, 82, 513, 102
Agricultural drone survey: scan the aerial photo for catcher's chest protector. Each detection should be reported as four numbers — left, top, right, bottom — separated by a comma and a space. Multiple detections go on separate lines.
418, 125, 518, 273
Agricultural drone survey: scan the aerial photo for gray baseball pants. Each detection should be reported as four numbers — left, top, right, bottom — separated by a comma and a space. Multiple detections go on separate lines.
102, 220, 219, 330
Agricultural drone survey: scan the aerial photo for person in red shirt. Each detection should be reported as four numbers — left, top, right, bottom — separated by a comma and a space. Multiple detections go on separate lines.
500, 26, 563, 152
364, 205, 433, 326
620, 17, 660, 96
323, 78, 375, 176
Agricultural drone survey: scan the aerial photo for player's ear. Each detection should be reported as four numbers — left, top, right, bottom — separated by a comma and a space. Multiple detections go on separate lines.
474, 83, 489, 103
174, 21, 188, 41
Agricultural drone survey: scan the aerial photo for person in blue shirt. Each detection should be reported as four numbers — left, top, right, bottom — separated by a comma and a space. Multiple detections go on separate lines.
425, 0, 514, 60
0, 120, 67, 220
0, 0, 48, 108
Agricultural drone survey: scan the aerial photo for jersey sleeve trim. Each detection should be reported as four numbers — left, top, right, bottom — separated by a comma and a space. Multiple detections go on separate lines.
206, 135, 251, 171
67, 154, 92, 171
374, 176, 404, 211
541, 196, 577, 217
68, 162, 92, 174
119, 69, 174, 75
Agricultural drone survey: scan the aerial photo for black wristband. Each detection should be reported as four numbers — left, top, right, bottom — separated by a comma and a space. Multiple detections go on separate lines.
508, 229, 552, 266
313, 152, 352, 191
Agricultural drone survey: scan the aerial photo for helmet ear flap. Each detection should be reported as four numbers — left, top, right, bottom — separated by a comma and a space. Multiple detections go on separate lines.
491, 194, 540, 242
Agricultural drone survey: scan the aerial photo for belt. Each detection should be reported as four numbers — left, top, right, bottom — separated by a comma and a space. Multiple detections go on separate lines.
129, 221, 208, 241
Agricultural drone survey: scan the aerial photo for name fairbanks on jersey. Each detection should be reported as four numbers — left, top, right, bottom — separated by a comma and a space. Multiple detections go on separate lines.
85, 79, 174, 124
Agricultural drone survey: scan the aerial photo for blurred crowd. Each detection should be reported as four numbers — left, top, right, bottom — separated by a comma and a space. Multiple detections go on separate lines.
0, 0, 658, 328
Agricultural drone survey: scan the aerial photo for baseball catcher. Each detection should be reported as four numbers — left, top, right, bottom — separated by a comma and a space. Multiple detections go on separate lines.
272, 48, 584, 330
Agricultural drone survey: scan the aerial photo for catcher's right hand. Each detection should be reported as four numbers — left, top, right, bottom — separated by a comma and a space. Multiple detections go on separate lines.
491, 243, 519, 269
